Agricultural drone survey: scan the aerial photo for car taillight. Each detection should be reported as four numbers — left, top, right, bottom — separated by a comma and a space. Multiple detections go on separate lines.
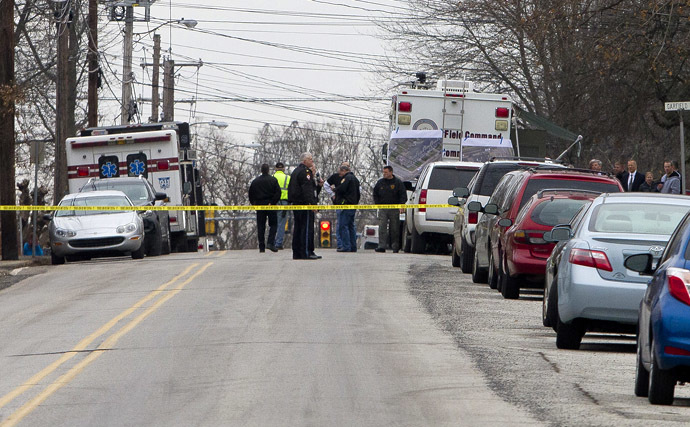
398, 101, 412, 112
169, 217, 177, 223
667, 268, 690, 306
157, 160, 170, 170
468, 211, 478, 224
419, 189, 427, 212
569, 248, 613, 271
664, 346, 690, 356
495, 107, 510, 118
77, 166, 90, 177
366, 228, 375, 236
513, 230, 547, 245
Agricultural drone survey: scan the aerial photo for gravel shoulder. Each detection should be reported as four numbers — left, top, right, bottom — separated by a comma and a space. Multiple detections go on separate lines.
407, 256, 690, 426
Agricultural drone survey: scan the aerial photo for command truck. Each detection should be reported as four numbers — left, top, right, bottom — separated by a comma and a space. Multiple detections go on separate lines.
65, 122, 204, 252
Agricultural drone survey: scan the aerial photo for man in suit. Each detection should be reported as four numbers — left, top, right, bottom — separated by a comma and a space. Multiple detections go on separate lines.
622, 160, 645, 192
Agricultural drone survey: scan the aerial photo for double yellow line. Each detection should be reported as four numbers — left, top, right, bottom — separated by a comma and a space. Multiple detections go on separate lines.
0, 262, 214, 427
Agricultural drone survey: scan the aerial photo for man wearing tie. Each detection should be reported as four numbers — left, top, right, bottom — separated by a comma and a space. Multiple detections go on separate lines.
622, 160, 645, 192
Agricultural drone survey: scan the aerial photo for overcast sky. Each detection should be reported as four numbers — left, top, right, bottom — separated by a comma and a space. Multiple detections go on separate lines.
99, 0, 410, 143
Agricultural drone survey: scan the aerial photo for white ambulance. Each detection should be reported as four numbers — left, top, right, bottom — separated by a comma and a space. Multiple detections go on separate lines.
65, 122, 204, 252
388, 79, 514, 181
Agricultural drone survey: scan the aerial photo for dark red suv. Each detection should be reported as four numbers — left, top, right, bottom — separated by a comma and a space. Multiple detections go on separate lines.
472, 167, 624, 299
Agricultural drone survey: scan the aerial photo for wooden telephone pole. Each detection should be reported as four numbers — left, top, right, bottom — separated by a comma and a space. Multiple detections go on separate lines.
0, 0, 18, 259
54, 1, 70, 202
87, 0, 98, 127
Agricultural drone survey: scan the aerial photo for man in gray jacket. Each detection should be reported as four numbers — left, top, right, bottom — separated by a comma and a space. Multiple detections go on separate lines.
373, 166, 407, 253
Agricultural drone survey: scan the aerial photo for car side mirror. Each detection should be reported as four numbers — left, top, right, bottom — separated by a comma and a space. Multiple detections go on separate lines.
448, 196, 460, 206
183, 182, 193, 195
549, 226, 572, 242
43, 213, 53, 221
453, 187, 469, 198
155, 192, 168, 201
484, 203, 499, 215
624, 253, 655, 275
498, 218, 513, 227
467, 201, 483, 212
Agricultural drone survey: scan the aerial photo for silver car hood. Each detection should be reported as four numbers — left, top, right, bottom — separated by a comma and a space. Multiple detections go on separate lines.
53, 212, 139, 233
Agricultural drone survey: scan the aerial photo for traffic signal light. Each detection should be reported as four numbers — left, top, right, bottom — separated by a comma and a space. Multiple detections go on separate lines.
320, 220, 331, 248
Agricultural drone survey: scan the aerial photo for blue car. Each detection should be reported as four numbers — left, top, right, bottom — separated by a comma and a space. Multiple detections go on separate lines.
626, 210, 690, 405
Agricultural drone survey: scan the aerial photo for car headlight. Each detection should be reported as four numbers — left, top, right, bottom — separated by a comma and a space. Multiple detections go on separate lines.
56, 228, 76, 237
116, 223, 138, 233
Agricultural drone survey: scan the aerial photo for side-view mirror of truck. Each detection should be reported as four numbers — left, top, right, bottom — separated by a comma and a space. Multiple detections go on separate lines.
453, 187, 469, 198
467, 201, 483, 213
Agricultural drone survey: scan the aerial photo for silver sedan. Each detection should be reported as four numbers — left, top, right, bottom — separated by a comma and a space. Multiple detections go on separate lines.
48, 190, 145, 265
543, 193, 690, 350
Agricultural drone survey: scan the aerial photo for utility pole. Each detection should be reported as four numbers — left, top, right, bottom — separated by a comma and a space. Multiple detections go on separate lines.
0, 0, 18, 260
54, 1, 70, 204
151, 34, 160, 122
87, 0, 98, 127
162, 58, 174, 121
121, 5, 134, 124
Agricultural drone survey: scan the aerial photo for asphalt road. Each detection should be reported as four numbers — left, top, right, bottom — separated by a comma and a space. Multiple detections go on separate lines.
0, 250, 536, 427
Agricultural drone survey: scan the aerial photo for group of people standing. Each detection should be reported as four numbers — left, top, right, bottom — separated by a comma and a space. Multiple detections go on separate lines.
589, 158, 683, 194
248, 153, 409, 259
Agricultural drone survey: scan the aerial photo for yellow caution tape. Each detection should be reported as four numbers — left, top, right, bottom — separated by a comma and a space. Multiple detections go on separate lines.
0, 204, 453, 212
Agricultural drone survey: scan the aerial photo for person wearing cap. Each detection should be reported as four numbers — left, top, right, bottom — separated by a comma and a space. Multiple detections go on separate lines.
273, 161, 290, 249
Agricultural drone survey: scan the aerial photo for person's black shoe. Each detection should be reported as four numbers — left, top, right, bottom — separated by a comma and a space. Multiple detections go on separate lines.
375, 248, 385, 253
276, 246, 284, 250
393, 250, 399, 253
267, 244, 278, 253
349, 249, 357, 252
259, 249, 265, 253
336, 248, 348, 252
308, 253, 322, 259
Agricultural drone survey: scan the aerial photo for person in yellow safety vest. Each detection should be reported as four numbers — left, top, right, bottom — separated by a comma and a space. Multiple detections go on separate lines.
273, 162, 291, 249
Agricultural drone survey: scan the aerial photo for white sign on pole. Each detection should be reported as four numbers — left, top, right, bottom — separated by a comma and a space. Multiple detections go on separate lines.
665, 101, 690, 111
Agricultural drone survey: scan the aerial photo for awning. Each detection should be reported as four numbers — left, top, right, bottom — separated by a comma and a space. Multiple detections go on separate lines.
513, 105, 578, 142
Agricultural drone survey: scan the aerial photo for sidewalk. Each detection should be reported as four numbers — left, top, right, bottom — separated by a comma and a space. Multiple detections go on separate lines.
0, 256, 50, 274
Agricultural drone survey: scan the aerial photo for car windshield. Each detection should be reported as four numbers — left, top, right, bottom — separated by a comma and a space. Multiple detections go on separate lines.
83, 182, 150, 202
428, 167, 477, 190
589, 203, 690, 234
55, 195, 132, 217
520, 179, 619, 210
530, 198, 590, 226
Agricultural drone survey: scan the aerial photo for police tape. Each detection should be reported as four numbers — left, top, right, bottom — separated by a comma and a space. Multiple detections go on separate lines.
0, 204, 454, 212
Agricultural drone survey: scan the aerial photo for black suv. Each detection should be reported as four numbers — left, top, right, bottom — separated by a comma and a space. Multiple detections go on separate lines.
80, 176, 171, 256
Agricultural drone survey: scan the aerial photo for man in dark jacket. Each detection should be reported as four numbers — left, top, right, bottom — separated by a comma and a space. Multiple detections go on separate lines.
373, 165, 407, 253
334, 165, 360, 252
249, 163, 282, 252
288, 152, 321, 260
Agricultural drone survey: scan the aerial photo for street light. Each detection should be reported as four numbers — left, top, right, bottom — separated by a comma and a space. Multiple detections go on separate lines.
134, 18, 198, 35
190, 120, 228, 130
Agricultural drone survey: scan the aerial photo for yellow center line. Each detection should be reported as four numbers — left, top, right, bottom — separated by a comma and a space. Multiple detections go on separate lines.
0, 263, 199, 413
214, 250, 226, 257
1, 262, 214, 427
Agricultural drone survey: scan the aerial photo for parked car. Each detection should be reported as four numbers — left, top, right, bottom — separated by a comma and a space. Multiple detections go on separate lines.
361, 225, 379, 249
626, 210, 690, 405
449, 158, 564, 273
48, 190, 146, 265
472, 167, 623, 290
543, 193, 690, 350
496, 189, 600, 299
403, 161, 481, 254
80, 176, 170, 256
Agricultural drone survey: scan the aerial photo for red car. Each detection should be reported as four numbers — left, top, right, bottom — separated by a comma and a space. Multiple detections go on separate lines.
501, 190, 600, 298
479, 167, 624, 299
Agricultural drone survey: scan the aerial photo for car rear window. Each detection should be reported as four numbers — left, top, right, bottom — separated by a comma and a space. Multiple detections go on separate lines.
530, 199, 590, 226
519, 179, 620, 210
475, 164, 523, 196
428, 167, 478, 190
589, 203, 690, 234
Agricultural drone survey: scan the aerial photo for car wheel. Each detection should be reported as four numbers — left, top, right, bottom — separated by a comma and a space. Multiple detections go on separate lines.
500, 260, 520, 300
402, 226, 411, 253
472, 249, 488, 283
635, 334, 650, 397
51, 252, 65, 265
648, 339, 676, 405
451, 242, 461, 267
147, 223, 163, 257
488, 251, 498, 290
460, 238, 474, 274
410, 224, 425, 254
131, 242, 145, 259
543, 277, 558, 328
556, 318, 584, 350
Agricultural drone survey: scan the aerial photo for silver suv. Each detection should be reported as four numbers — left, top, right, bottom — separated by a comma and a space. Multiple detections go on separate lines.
449, 159, 564, 273
403, 161, 482, 254
80, 176, 171, 256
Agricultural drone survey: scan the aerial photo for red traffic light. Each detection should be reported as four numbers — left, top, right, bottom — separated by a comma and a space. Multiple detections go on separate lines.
320, 221, 331, 231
